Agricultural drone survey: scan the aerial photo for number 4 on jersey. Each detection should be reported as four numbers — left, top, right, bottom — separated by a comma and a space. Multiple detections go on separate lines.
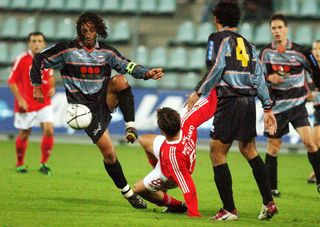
236, 37, 249, 67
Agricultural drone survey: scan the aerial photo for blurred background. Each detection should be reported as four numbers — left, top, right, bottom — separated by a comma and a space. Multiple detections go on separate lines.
0, 0, 320, 147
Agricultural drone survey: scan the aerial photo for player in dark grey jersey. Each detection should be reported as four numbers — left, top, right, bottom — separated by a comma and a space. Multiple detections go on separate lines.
30, 12, 163, 209
186, 1, 277, 221
260, 14, 320, 197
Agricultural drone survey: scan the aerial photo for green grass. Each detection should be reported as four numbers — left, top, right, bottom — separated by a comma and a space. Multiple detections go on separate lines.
0, 140, 319, 226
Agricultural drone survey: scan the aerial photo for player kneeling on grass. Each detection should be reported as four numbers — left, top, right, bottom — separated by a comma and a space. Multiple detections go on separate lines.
133, 90, 217, 217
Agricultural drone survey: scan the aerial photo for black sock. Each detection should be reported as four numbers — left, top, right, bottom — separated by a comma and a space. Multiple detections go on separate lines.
308, 151, 320, 184
265, 153, 278, 190
116, 86, 135, 123
213, 163, 235, 212
104, 159, 128, 189
249, 156, 273, 205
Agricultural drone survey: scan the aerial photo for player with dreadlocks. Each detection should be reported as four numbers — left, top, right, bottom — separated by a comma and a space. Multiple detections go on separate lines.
30, 12, 163, 209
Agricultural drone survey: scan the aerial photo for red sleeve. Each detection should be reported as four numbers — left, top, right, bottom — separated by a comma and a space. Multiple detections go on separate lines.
7, 56, 23, 84
181, 89, 217, 128
167, 151, 201, 217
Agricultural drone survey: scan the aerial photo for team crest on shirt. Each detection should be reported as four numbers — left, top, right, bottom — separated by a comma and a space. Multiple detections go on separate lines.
97, 55, 105, 64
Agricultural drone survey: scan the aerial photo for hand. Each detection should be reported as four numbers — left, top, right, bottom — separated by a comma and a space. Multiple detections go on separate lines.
147, 68, 163, 80
264, 111, 277, 136
306, 91, 315, 101
33, 87, 44, 103
186, 92, 200, 111
17, 98, 28, 111
49, 87, 55, 97
267, 73, 284, 84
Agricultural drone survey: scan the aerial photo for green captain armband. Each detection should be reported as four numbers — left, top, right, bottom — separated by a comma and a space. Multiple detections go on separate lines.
126, 62, 137, 74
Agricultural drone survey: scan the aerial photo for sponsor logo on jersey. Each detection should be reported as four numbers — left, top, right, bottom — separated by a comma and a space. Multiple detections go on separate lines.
97, 55, 105, 64
207, 41, 214, 60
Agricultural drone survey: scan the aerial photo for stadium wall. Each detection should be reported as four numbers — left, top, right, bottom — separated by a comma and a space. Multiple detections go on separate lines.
0, 85, 313, 145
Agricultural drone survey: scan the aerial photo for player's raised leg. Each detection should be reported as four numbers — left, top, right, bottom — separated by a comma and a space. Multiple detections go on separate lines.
97, 130, 146, 209
107, 75, 137, 143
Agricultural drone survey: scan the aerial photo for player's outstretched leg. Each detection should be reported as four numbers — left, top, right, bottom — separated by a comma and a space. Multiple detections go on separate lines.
107, 75, 138, 143
15, 130, 30, 173
104, 160, 146, 209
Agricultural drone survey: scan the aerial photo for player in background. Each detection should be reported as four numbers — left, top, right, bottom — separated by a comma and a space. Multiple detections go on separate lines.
133, 90, 217, 217
30, 12, 163, 209
186, 1, 278, 221
7, 32, 55, 175
307, 40, 320, 184
259, 14, 320, 196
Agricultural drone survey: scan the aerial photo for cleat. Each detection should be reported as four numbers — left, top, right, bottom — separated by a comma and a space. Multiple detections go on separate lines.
39, 163, 52, 175
163, 203, 188, 213
126, 194, 147, 209
307, 173, 316, 184
16, 165, 28, 173
271, 189, 281, 198
210, 208, 239, 221
258, 201, 278, 220
125, 127, 138, 143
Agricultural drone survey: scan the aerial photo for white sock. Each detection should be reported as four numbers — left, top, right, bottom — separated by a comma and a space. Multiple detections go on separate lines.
125, 121, 135, 130
121, 184, 133, 198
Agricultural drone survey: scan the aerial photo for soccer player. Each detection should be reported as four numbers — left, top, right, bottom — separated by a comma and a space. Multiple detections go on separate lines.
7, 32, 55, 175
30, 12, 163, 209
186, 1, 278, 221
307, 40, 320, 184
133, 89, 217, 217
260, 14, 320, 196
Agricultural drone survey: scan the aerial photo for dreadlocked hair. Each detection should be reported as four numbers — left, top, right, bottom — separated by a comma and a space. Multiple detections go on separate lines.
157, 107, 181, 138
76, 12, 108, 39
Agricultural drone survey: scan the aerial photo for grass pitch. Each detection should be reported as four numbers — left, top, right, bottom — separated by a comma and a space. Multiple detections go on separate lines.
0, 140, 319, 226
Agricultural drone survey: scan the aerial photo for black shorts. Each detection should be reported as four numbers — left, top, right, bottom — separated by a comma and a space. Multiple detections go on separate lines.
84, 92, 112, 144
314, 106, 320, 126
210, 96, 257, 144
264, 104, 310, 138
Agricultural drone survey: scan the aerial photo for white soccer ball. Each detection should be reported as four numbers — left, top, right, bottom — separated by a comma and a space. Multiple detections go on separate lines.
65, 104, 92, 129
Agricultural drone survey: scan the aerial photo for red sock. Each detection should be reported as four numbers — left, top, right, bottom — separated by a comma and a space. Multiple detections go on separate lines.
160, 192, 182, 207
148, 159, 158, 168
40, 135, 54, 164
16, 136, 28, 166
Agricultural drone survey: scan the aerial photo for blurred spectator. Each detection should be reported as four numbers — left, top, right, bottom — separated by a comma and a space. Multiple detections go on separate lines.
243, 0, 272, 20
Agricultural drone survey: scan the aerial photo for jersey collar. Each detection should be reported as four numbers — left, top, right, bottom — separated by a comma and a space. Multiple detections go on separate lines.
165, 130, 183, 145
271, 39, 292, 50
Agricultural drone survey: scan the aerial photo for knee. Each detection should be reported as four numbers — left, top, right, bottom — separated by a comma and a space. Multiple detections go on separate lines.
18, 130, 31, 140
267, 140, 281, 156
139, 135, 148, 149
110, 75, 128, 91
210, 150, 226, 166
303, 137, 318, 152
102, 151, 116, 164
43, 128, 54, 137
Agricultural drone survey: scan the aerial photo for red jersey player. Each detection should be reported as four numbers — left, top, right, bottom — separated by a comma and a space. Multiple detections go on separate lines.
7, 32, 55, 175
132, 89, 217, 217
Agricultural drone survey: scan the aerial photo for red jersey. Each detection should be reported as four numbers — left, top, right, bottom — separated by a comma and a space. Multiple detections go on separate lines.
7, 51, 53, 113
159, 89, 217, 217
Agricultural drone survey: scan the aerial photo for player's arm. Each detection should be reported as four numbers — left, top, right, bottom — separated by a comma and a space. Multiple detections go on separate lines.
253, 49, 274, 111
303, 47, 320, 89
187, 36, 225, 110
7, 58, 28, 111
181, 89, 217, 129
194, 36, 226, 96
108, 46, 163, 80
30, 42, 67, 103
168, 153, 200, 217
